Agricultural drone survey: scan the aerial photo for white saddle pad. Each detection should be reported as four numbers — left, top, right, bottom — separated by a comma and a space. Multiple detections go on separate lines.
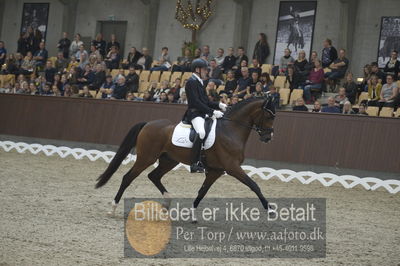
171, 118, 217, 150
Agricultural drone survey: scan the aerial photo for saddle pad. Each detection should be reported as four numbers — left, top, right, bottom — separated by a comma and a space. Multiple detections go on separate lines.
171, 119, 217, 150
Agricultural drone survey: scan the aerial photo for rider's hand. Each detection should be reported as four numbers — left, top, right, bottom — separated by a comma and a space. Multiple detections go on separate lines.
219, 102, 227, 112
213, 110, 224, 119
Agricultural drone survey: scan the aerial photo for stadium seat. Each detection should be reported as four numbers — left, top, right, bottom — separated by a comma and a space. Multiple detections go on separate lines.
149, 71, 161, 83
110, 69, 120, 78
96, 91, 103, 99
395, 109, 400, 118
160, 71, 171, 82
261, 64, 272, 74
274, 76, 288, 89
357, 92, 369, 104
279, 88, 290, 105
289, 89, 304, 105
379, 107, 394, 117
89, 90, 97, 98
139, 70, 150, 82
139, 81, 150, 93
366, 106, 379, 116
182, 72, 192, 81
170, 71, 182, 82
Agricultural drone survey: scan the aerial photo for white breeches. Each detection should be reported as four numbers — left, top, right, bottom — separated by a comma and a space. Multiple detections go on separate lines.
191, 117, 206, 139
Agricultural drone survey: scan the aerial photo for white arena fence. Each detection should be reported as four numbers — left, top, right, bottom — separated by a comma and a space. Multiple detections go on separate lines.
1, 140, 399, 194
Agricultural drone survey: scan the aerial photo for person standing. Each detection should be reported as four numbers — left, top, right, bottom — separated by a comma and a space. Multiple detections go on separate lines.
321, 39, 338, 68
57, 32, 71, 59
253, 33, 270, 64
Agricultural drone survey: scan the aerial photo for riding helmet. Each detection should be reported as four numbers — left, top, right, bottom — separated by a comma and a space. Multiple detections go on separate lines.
191, 58, 208, 72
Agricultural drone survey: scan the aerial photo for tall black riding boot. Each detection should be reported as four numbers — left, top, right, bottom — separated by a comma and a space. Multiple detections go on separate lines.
190, 133, 205, 173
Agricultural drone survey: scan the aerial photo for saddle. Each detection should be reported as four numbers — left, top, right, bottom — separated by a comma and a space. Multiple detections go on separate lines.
182, 117, 214, 143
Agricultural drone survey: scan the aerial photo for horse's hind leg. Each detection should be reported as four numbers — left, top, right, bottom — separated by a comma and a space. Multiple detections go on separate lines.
147, 153, 179, 206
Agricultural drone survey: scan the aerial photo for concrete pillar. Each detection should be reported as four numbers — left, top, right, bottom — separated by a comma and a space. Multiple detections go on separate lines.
59, 0, 78, 36
0, 0, 5, 40
233, 0, 253, 52
140, 0, 160, 55
338, 0, 359, 63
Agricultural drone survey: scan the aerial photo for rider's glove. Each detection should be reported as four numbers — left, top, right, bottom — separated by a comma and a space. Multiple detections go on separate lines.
213, 110, 224, 119
219, 102, 227, 112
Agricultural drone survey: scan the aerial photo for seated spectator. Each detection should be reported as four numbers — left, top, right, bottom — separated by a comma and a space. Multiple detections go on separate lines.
91, 64, 106, 91
54, 52, 68, 73
322, 97, 341, 113
172, 48, 192, 72
260, 72, 273, 92
2, 54, 19, 75
358, 103, 368, 115
342, 72, 358, 104
249, 71, 260, 94
334, 87, 349, 108
105, 46, 121, 70
111, 76, 128, 100
125, 66, 139, 93
252, 82, 264, 97
177, 91, 188, 104
106, 34, 120, 54
294, 50, 309, 78
166, 92, 176, 103
112, 69, 125, 83
52, 73, 62, 93
366, 75, 382, 106
221, 70, 237, 96
370, 62, 386, 84
92, 33, 107, 58
0, 41, 6, 66
285, 66, 303, 91
77, 64, 94, 88
148, 81, 158, 96
234, 59, 248, 80
214, 48, 225, 66
206, 81, 218, 99
208, 59, 224, 86
253, 33, 270, 64
89, 45, 102, 60
67, 55, 79, 72
169, 78, 182, 101
321, 38, 338, 68
135, 47, 153, 70
157, 92, 168, 103
151, 47, 171, 71
122, 47, 142, 69
70, 34, 83, 57
45, 60, 57, 83
99, 75, 114, 99
33, 42, 48, 68
219, 93, 229, 105
249, 58, 262, 77
359, 64, 372, 92
304, 59, 324, 102
234, 67, 251, 98
143, 91, 153, 102
26, 82, 37, 95
383, 50, 400, 80
194, 48, 201, 59
79, 85, 93, 98
200, 45, 212, 62
153, 80, 170, 101
67, 67, 79, 85
292, 98, 308, 112
279, 48, 294, 74
222, 47, 236, 73
312, 101, 321, 112
57, 32, 71, 59
378, 74, 398, 108
305, 50, 318, 71
268, 86, 280, 108
325, 49, 349, 83
40, 83, 54, 96
233, 46, 249, 70
342, 101, 355, 114
75, 44, 89, 69
230, 95, 239, 105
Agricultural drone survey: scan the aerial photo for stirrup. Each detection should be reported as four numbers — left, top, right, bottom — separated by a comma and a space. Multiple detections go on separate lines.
190, 162, 205, 173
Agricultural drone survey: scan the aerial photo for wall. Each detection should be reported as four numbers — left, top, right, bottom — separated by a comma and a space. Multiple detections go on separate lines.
0, 94, 399, 174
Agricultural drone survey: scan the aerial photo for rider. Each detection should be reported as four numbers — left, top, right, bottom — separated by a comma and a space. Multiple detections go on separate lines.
183, 58, 227, 173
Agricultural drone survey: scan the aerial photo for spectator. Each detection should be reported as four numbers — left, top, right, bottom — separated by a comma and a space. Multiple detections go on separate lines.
40, 83, 54, 96
235, 59, 248, 80
75, 44, 89, 69
285, 66, 303, 91
230, 95, 239, 105
125, 66, 139, 93
44, 60, 57, 83
105, 46, 121, 70
70, 34, 83, 56
77, 64, 94, 88
79, 85, 93, 98
208, 59, 223, 86
91, 64, 106, 91
294, 50, 308, 77
99, 75, 114, 99
234, 46, 248, 70
200, 45, 212, 61
383, 50, 400, 80
57, 32, 71, 59
312, 101, 321, 112
222, 47, 236, 73
92, 33, 107, 58
2, 54, 19, 75
249, 58, 262, 77
260, 72, 273, 92
366, 74, 381, 106
0, 41, 7, 66
66, 55, 79, 72
378, 74, 398, 108
17, 33, 30, 56
55, 52, 69, 73
305, 50, 318, 72
166, 92, 176, 103
370, 62, 386, 84
253, 33, 270, 64
293, 98, 308, 112
234, 67, 251, 98
169, 78, 182, 101
143, 91, 153, 102
359, 64, 372, 91
221, 70, 237, 96
358, 103, 368, 115
31, 29, 43, 54
279, 48, 294, 74
172, 48, 192, 72
334, 87, 349, 108
27, 82, 37, 95
153, 80, 170, 101
111, 76, 128, 99
33, 42, 48, 68
106, 34, 120, 53
252, 82, 264, 97
194, 48, 201, 59
89, 45, 102, 60
304, 59, 324, 102
325, 48, 349, 86
249, 71, 260, 94
122, 47, 142, 69
342, 101, 355, 114
151, 47, 171, 71
342, 72, 358, 104
321, 38, 338, 68
178, 91, 188, 104
322, 97, 341, 113
214, 48, 225, 66
268, 86, 280, 108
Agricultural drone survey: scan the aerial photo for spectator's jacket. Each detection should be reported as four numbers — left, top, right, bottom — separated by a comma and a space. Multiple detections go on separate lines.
222, 55, 236, 72
253, 41, 270, 64
321, 46, 338, 68
384, 59, 400, 78
368, 84, 382, 101
112, 83, 128, 99
183, 73, 220, 122
126, 73, 139, 92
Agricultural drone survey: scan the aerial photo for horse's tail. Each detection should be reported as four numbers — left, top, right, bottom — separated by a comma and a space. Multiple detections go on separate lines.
95, 122, 147, 189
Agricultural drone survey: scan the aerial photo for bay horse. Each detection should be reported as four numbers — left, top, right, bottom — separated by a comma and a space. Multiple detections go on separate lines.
96, 96, 276, 217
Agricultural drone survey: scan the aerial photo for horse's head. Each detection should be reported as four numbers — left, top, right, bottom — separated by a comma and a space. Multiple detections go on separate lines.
255, 94, 276, 143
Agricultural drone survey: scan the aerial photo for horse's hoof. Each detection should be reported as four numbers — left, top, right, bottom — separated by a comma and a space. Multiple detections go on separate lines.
267, 208, 277, 219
